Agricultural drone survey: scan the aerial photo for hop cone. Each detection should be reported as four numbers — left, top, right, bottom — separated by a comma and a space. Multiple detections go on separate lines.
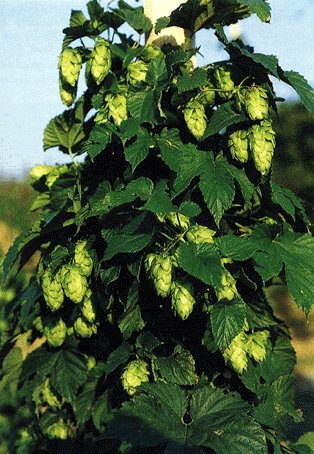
127, 60, 148, 86
58, 47, 82, 87
183, 100, 207, 139
61, 264, 88, 304
45, 420, 68, 440
41, 378, 61, 409
146, 254, 173, 298
223, 332, 248, 374
74, 316, 97, 338
213, 66, 235, 101
90, 37, 111, 85
41, 268, 64, 311
246, 330, 269, 362
216, 259, 238, 301
186, 224, 215, 244
44, 318, 67, 348
105, 92, 128, 126
171, 279, 196, 320
141, 44, 163, 62
165, 212, 190, 231
29, 165, 52, 182
74, 240, 93, 277
228, 129, 249, 163
121, 359, 150, 395
249, 120, 275, 175
59, 79, 77, 106
81, 289, 96, 323
244, 85, 269, 120
198, 83, 216, 106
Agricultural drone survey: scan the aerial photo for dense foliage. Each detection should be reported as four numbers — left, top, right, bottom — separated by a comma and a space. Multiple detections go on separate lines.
1, 1, 314, 453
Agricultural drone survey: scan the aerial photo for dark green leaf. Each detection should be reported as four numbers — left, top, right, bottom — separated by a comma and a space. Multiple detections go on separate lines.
142, 180, 177, 214
216, 235, 258, 261
239, 0, 271, 22
176, 67, 207, 94
155, 16, 170, 34
146, 57, 169, 88
0, 347, 23, 395
211, 300, 247, 350
271, 181, 306, 222
228, 166, 255, 203
127, 90, 161, 125
281, 70, 314, 115
179, 201, 202, 219
230, 42, 279, 77
82, 123, 115, 159
105, 343, 130, 376
203, 103, 247, 139
75, 380, 96, 426
156, 128, 185, 173
153, 345, 197, 386
69, 10, 87, 27
124, 129, 155, 171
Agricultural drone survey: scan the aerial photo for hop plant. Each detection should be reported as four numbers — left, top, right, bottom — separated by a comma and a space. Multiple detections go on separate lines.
249, 120, 276, 175
228, 129, 249, 163
105, 92, 128, 127
29, 165, 53, 182
45, 419, 68, 440
213, 65, 235, 101
61, 264, 88, 303
41, 268, 64, 311
223, 331, 248, 374
197, 83, 216, 106
90, 37, 111, 85
44, 318, 67, 348
145, 254, 173, 298
127, 60, 148, 86
81, 289, 96, 323
246, 330, 269, 362
171, 279, 196, 320
74, 316, 97, 338
183, 100, 207, 139
243, 85, 269, 120
121, 359, 150, 395
216, 259, 238, 301
141, 44, 163, 62
58, 47, 82, 88
59, 79, 77, 106
41, 378, 62, 409
74, 240, 93, 277
165, 212, 190, 231
185, 224, 216, 244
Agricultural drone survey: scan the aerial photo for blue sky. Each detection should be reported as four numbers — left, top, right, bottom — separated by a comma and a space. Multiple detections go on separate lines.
1, 0, 314, 178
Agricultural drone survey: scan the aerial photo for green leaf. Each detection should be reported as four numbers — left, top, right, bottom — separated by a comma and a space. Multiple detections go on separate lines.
211, 299, 247, 350
155, 16, 170, 34
135, 332, 161, 357
43, 98, 86, 154
127, 90, 161, 125
203, 103, 247, 139
156, 128, 184, 173
228, 166, 255, 203
271, 182, 307, 222
69, 9, 88, 27
176, 67, 207, 94
118, 282, 144, 340
105, 343, 130, 376
82, 123, 115, 159
0, 347, 23, 395
142, 180, 177, 214
281, 70, 314, 115
177, 242, 223, 288
173, 145, 204, 195
296, 432, 314, 452
118, 2, 152, 34
146, 57, 169, 89
239, 0, 271, 22
152, 345, 197, 386
216, 235, 258, 261
50, 350, 88, 403
230, 42, 279, 78
199, 155, 235, 225
179, 201, 202, 219
124, 129, 155, 171
75, 379, 97, 426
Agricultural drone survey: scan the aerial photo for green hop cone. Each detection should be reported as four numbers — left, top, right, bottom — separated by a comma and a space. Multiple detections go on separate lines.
44, 318, 67, 348
171, 279, 196, 320
33, 315, 44, 333
186, 224, 216, 244
41, 268, 64, 311
45, 419, 68, 440
121, 359, 150, 395
46, 165, 68, 188
81, 289, 96, 323
59, 79, 77, 106
86, 356, 97, 370
228, 129, 249, 163
58, 47, 82, 87
41, 378, 62, 409
223, 331, 248, 374
249, 120, 276, 175
197, 83, 216, 106
74, 316, 97, 338
29, 165, 52, 182
74, 240, 93, 277
147, 254, 173, 298
246, 330, 269, 362
243, 85, 269, 120
216, 259, 238, 301
61, 264, 88, 303
127, 60, 148, 86
105, 92, 128, 127
183, 100, 207, 140
165, 212, 190, 231
90, 37, 111, 85
141, 44, 163, 62
213, 65, 235, 101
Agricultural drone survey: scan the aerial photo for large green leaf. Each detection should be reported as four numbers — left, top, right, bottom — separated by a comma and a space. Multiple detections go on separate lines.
215, 235, 258, 261
156, 128, 185, 173
82, 123, 115, 159
103, 231, 153, 260
271, 182, 307, 222
176, 67, 207, 94
203, 103, 247, 139
127, 90, 162, 125
124, 129, 155, 171
105, 343, 130, 376
239, 0, 271, 22
211, 299, 247, 350
281, 70, 314, 115
152, 345, 197, 386
142, 180, 177, 214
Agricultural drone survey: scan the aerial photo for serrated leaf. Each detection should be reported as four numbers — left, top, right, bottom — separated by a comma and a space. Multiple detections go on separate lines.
142, 180, 177, 214
118, 282, 144, 339
230, 42, 279, 77
177, 242, 223, 288
282, 70, 314, 115
153, 345, 197, 386
105, 343, 130, 376
127, 90, 161, 125
75, 379, 96, 426
119, 3, 152, 34
271, 181, 307, 222
156, 128, 184, 173
103, 232, 153, 260
173, 145, 204, 195
135, 332, 161, 357
199, 155, 235, 225
179, 201, 202, 219
155, 16, 170, 34
216, 235, 258, 261
50, 351, 87, 403
0, 347, 23, 395
124, 129, 155, 171
211, 300, 247, 350
69, 10, 87, 27
228, 166, 255, 203
239, 0, 271, 22
176, 67, 207, 94
203, 103, 247, 139
82, 123, 115, 159
146, 57, 169, 88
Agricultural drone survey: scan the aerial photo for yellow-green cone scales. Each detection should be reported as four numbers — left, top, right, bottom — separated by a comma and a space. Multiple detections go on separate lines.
121, 359, 150, 395
249, 120, 276, 175
90, 37, 111, 85
244, 85, 269, 120
171, 279, 196, 320
183, 100, 207, 139
228, 129, 249, 163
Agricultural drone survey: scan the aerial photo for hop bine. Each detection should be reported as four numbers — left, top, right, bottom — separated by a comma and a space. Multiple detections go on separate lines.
249, 120, 276, 175
145, 254, 173, 298
243, 85, 269, 120
228, 129, 249, 163
90, 37, 111, 85
121, 359, 150, 395
171, 278, 196, 320
183, 100, 207, 140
